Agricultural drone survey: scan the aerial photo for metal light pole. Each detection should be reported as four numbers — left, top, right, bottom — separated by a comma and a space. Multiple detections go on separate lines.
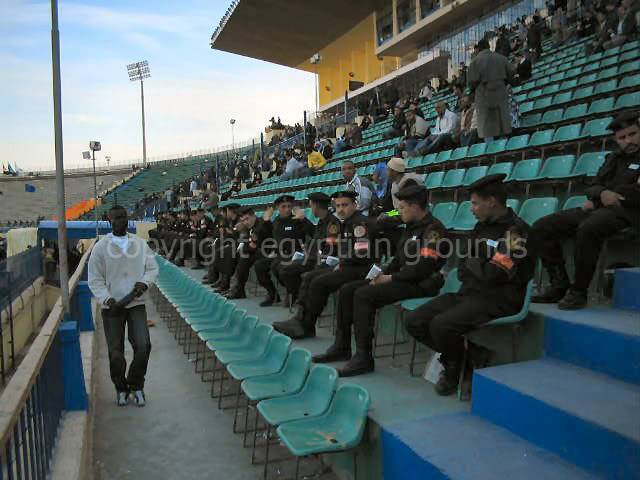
88, 141, 101, 237
105, 155, 111, 169
50, 0, 70, 313
230, 118, 236, 155
127, 60, 151, 166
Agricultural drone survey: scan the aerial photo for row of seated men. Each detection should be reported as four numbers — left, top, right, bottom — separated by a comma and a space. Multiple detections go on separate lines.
149, 112, 639, 396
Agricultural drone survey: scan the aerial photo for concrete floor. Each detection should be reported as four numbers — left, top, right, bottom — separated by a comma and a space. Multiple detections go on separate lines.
93, 298, 337, 480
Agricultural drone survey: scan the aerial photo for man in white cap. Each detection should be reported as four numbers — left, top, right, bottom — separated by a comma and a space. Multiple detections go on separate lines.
387, 157, 425, 209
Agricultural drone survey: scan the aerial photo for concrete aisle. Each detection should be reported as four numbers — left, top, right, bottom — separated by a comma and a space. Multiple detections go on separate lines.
92, 300, 263, 480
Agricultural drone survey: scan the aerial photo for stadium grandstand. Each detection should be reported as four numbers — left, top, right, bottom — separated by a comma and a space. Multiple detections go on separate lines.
1, 0, 639, 479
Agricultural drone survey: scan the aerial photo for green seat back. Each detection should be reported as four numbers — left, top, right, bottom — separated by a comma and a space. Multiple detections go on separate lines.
424, 171, 445, 189
615, 92, 640, 110
528, 129, 555, 147
487, 162, 514, 178
441, 169, 466, 188
573, 151, 610, 176
553, 123, 583, 142
587, 97, 615, 115
581, 117, 614, 137
451, 201, 476, 230
563, 103, 588, 121
541, 109, 564, 125
467, 143, 487, 157
518, 197, 559, 225
450, 146, 469, 161
538, 155, 576, 179
486, 139, 508, 155
509, 158, 541, 181
432, 202, 458, 228
462, 166, 489, 186
505, 134, 530, 151
563, 195, 588, 210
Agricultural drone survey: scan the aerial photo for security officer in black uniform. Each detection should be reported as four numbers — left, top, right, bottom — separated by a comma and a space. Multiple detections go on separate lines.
166, 210, 191, 265
530, 112, 640, 309
209, 203, 241, 291
277, 192, 341, 303
273, 190, 378, 339
254, 194, 312, 306
202, 201, 231, 283
315, 184, 449, 377
405, 174, 534, 396
177, 207, 207, 267
224, 206, 271, 299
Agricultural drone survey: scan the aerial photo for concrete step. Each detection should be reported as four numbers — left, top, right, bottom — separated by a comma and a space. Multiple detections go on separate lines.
382, 413, 597, 480
614, 268, 640, 312
541, 305, 640, 385
472, 359, 640, 479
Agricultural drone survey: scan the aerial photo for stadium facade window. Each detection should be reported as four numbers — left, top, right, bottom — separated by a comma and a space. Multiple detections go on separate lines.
376, 4, 394, 46
397, 0, 417, 33
420, 0, 438, 19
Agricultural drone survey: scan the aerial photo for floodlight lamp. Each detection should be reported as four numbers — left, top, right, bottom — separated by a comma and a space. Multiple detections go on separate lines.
230, 119, 236, 125
82, 151, 91, 159
89, 141, 101, 152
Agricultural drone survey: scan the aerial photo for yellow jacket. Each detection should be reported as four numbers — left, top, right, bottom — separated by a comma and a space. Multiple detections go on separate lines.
307, 151, 327, 170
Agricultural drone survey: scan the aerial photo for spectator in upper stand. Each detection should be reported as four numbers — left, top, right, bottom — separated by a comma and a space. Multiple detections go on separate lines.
395, 108, 429, 156
458, 62, 468, 88
408, 102, 459, 157
344, 123, 363, 148
577, 10, 597, 37
604, 4, 637, 49
527, 15, 543, 56
468, 38, 516, 143
452, 85, 464, 111
189, 177, 198, 196
386, 157, 424, 210
514, 51, 533, 83
494, 26, 511, 57
306, 144, 327, 174
419, 81, 434, 101
459, 96, 479, 147
551, 7, 568, 45
518, 17, 528, 45
282, 150, 304, 180
247, 168, 263, 188
341, 160, 373, 215
230, 176, 242, 195
372, 162, 390, 205
164, 187, 174, 208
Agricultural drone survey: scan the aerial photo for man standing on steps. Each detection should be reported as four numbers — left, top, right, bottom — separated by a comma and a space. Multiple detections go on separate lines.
88, 205, 159, 407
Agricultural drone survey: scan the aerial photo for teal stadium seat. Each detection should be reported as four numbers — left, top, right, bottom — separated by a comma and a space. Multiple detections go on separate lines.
462, 166, 488, 186
563, 195, 588, 210
467, 143, 487, 157
518, 197, 559, 225
552, 91, 573, 105
450, 146, 469, 161
573, 86, 594, 101
587, 97, 615, 115
425, 171, 445, 189
541, 109, 564, 125
507, 198, 521, 214
533, 155, 576, 179
509, 158, 542, 181
520, 113, 542, 128
486, 139, 508, 155
435, 150, 452, 164
553, 123, 583, 143
620, 73, 640, 89
450, 201, 476, 230
615, 92, 640, 110
563, 103, 588, 121
581, 117, 614, 137
505, 134, 530, 151
441, 169, 466, 188
487, 162, 514, 177
432, 202, 458, 228
568, 151, 609, 177
528, 129, 555, 148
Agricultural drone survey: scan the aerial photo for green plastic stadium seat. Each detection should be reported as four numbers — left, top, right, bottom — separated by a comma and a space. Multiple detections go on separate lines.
594, 80, 618, 95
527, 89, 544, 100
619, 60, 640, 75
559, 79, 578, 91
424, 171, 445, 189
568, 151, 610, 177
573, 86, 594, 100
450, 146, 469, 161
620, 73, 640, 89
578, 73, 598, 86
515, 94, 528, 103
505, 134, 530, 151
450, 201, 476, 230
533, 96, 553, 110
432, 202, 458, 228
615, 92, 640, 110
553, 123, 584, 142
435, 150, 452, 164
508, 158, 541, 181
587, 97, 615, 115
520, 113, 543, 128
518, 197, 559, 225
487, 162, 514, 177
620, 49, 640, 63
552, 91, 573, 105
467, 143, 487, 157
583, 61, 601, 73
563, 195, 588, 210
563, 103, 588, 121
534, 155, 576, 179
507, 198, 521, 214
441, 169, 466, 188
541, 109, 564, 125
581, 117, 614, 137
528, 129, 556, 148
549, 72, 565, 83
597, 66, 619, 81
519, 101, 534, 114
486, 139, 508, 155
406, 157, 422, 170
542, 84, 561, 96
462, 166, 489, 186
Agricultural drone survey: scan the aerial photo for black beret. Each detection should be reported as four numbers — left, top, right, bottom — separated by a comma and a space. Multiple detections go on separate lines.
331, 190, 358, 200
274, 194, 295, 205
467, 174, 507, 192
225, 203, 241, 210
307, 192, 331, 204
394, 184, 428, 201
237, 205, 255, 215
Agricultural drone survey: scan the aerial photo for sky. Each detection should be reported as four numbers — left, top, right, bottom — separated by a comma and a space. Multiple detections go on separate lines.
0, 0, 316, 171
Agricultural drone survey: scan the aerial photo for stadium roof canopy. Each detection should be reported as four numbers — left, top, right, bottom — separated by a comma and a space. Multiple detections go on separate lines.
210, 0, 384, 68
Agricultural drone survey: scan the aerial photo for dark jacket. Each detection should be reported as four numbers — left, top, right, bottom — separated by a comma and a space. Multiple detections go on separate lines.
385, 214, 449, 294
260, 215, 311, 258
458, 208, 534, 312
585, 150, 640, 214
305, 213, 342, 263
336, 211, 378, 267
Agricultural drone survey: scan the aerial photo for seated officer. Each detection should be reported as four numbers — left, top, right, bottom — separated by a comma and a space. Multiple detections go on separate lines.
209, 203, 241, 291
406, 174, 534, 396
277, 192, 341, 303
254, 194, 312, 306
203, 202, 238, 285
314, 184, 449, 377
273, 190, 377, 339
530, 112, 640, 309
224, 206, 271, 299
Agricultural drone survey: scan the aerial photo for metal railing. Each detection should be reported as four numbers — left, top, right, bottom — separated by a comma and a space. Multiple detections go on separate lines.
0, 248, 43, 312
0, 241, 93, 479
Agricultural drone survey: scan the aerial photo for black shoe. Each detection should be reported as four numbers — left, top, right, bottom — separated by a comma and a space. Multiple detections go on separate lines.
558, 288, 587, 310
225, 289, 246, 300
338, 352, 374, 377
273, 319, 314, 339
214, 282, 230, 292
202, 277, 211, 284
259, 291, 281, 307
434, 359, 461, 396
532, 264, 570, 303
313, 345, 352, 363
210, 277, 223, 288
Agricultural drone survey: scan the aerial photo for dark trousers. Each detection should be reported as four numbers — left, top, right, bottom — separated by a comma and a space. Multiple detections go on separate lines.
254, 257, 276, 293
278, 261, 315, 297
336, 280, 428, 352
529, 207, 631, 291
207, 242, 237, 280
102, 305, 151, 392
304, 266, 371, 321
234, 252, 259, 290
405, 293, 510, 363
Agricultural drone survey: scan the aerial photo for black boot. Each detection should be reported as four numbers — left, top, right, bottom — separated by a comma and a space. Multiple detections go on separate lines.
558, 288, 587, 310
259, 290, 281, 307
273, 310, 316, 339
434, 357, 461, 396
532, 264, 570, 303
313, 343, 352, 363
225, 287, 246, 299
339, 351, 374, 377
213, 274, 230, 292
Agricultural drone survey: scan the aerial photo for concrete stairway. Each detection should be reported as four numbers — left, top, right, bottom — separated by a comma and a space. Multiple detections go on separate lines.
382, 268, 640, 479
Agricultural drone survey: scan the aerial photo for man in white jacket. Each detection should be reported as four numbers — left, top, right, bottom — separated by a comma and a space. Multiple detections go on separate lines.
88, 205, 159, 407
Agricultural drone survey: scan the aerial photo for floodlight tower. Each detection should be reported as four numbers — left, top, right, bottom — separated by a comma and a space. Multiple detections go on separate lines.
127, 60, 151, 166
230, 118, 236, 154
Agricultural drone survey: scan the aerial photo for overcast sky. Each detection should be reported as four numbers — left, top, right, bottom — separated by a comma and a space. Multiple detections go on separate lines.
0, 0, 315, 171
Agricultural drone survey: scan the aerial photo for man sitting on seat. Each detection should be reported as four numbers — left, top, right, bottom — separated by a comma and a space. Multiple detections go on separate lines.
407, 102, 459, 157
530, 112, 640, 309
273, 191, 377, 339
405, 174, 534, 396
314, 185, 449, 377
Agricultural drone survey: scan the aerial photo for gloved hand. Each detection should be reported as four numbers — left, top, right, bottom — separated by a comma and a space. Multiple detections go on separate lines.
133, 282, 148, 297
105, 298, 117, 309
